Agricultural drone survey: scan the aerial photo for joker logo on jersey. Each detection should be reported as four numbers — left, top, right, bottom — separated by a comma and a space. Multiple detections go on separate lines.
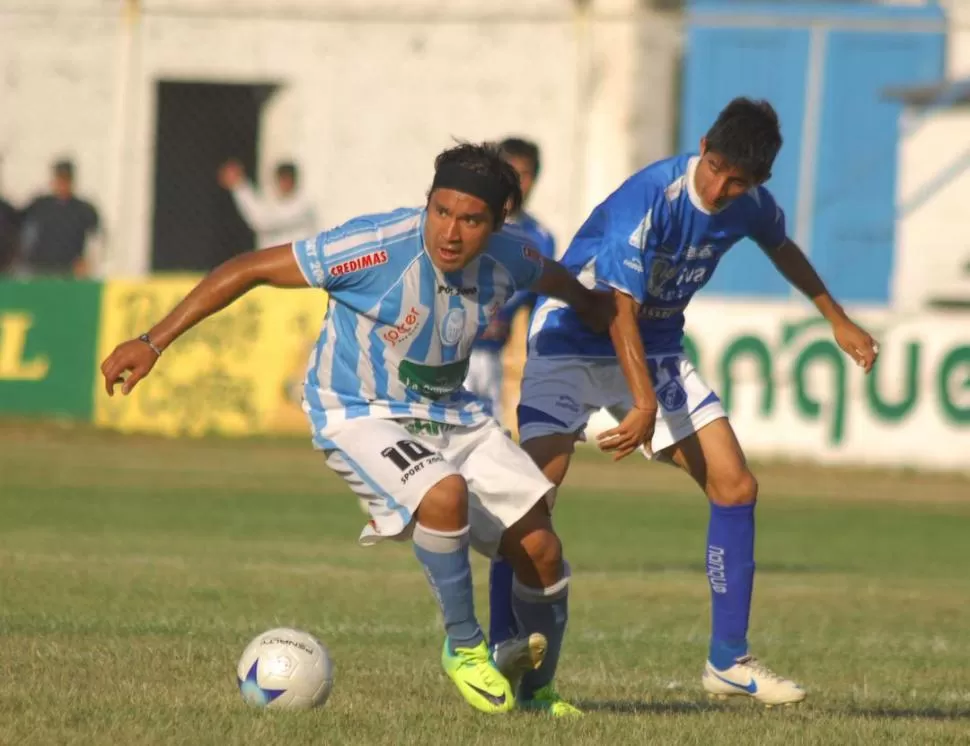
382, 306, 423, 347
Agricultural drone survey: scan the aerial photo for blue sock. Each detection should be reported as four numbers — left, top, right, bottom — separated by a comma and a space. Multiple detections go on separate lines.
488, 558, 518, 647
707, 502, 755, 670
412, 524, 484, 652
510, 564, 570, 700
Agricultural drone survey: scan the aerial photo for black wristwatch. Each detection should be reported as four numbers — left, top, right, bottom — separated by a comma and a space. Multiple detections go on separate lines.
138, 333, 163, 357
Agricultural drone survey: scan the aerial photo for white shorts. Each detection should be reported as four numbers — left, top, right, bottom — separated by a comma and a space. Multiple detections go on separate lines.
319, 417, 553, 558
465, 348, 504, 424
517, 353, 726, 457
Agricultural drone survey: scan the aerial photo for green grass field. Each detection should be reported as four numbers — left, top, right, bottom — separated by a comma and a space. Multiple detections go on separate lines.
2, 420, 969, 745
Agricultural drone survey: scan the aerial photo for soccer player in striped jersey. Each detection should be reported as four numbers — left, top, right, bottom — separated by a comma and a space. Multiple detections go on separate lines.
100, 142, 611, 717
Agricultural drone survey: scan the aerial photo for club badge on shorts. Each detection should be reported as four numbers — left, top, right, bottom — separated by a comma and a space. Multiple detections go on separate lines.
656, 378, 688, 412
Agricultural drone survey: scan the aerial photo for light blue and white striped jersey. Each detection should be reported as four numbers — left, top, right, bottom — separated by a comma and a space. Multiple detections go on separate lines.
292, 207, 545, 431
472, 209, 556, 353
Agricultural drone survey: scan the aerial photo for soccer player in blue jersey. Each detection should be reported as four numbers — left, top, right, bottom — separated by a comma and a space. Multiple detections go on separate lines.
100, 143, 610, 716
466, 137, 557, 427
493, 98, 880, 706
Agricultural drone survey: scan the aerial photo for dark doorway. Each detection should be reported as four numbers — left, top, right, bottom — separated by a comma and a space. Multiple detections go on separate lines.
151, 81, 278, 272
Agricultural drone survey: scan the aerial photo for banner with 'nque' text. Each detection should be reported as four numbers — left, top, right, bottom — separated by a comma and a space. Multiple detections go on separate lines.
587, 299, 970, 472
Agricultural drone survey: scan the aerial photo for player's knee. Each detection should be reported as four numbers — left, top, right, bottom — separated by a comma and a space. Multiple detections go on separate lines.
709, 469, 758, 507
521, 529, 563, 585
416, 474, 469, 530
502, 501, 563, 588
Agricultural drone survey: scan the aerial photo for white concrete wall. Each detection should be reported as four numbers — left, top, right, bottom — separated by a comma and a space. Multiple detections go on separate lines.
943, 0, 970, 77
891, 0, 970, 310
894, 108, 970, 310
0, 0, 681, 277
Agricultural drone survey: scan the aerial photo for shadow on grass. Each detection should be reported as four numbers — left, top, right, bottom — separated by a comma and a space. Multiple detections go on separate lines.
845, 706, 970, 721
576, 700, 970, 721
575, 699, 721, 715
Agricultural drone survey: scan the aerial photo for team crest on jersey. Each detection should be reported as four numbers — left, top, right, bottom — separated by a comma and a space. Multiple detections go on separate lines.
439, 307, 466, 346
646, 257, 681, 296
330, 249, 388, 277
655, 379, 687, 412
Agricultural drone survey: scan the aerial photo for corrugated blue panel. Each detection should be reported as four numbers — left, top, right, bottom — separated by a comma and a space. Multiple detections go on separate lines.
688, 1, 944, 23
680, 26, 809, 298
811, 30, 944, 303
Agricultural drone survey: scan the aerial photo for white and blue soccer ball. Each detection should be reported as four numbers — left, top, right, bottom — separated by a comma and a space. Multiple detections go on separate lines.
236, 627, 334, 710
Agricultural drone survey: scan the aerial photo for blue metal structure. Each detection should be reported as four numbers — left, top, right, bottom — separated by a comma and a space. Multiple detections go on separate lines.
680, 1, 946, 304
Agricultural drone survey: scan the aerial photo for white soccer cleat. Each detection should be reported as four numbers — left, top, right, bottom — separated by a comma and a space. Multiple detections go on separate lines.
492, 633, 547, 690
702, 655, 806, 707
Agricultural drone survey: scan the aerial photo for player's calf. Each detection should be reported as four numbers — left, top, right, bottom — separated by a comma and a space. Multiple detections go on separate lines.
500, 502, 581, 715
489, 558, 518, 647
411, 474, 506, 713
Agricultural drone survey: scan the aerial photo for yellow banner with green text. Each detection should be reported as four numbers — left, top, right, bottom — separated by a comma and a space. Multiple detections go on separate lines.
94, 277, 327, 437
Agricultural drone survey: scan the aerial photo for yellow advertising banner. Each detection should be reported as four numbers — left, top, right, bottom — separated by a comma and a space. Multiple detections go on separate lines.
94, 277, 327, 437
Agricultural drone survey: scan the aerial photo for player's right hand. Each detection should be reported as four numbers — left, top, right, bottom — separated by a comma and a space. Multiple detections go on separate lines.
480, 319, 509, 343
217, 159, 244, 190
100, 339, 160, 396
596, 404, 658, 461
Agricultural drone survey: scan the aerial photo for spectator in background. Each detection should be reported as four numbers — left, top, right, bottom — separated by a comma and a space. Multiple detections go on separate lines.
217, 159, 316, 248
466, 137, 557, 426
19, 159, 99, 278
0, 195, 20, 275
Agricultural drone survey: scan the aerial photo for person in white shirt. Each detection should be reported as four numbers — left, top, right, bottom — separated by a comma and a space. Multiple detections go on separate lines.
217, 159, 317, 248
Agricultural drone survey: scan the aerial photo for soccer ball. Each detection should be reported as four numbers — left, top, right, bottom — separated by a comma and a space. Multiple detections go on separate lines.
236, 627, 334, 710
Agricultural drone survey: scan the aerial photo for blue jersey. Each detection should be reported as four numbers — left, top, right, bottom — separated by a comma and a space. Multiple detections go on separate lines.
291, 207, 545, 430
472, 210, 556, 353
530, 153, 787, 357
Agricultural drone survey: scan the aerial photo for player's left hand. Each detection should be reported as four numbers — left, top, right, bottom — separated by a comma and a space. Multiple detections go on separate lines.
596, 404, 657, 461
832, 318, 879, 373
100, 339, 160, 396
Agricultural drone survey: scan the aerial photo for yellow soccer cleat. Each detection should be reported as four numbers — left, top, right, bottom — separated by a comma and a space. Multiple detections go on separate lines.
518, 683, 583, 717
441, 638, 514, 714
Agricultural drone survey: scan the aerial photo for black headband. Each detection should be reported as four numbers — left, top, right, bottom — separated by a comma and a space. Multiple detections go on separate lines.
430, 164, 510, 221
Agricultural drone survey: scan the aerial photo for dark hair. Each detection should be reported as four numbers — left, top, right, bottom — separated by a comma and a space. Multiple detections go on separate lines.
430, 141, 523, 219
499, 137, 541, 178
704, 98, 782, 182
53, 159, 75, 180
275, 162, 298, 183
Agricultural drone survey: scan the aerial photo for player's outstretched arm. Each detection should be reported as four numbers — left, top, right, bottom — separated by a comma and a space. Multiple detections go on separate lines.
764, 238, 879, 373
596, 290, 659, 461
100, 244, 309, 396
529, 259, 615, 333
